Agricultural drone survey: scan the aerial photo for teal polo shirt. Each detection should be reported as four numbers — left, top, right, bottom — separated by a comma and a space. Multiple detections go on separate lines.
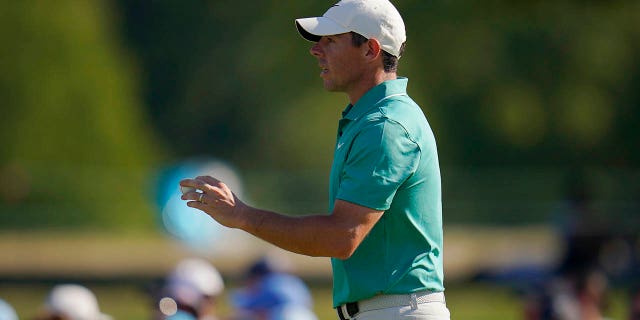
328, 77, 445, 307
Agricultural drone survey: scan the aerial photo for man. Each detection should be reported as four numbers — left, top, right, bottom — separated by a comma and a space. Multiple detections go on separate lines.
180, 0, 449, 319
152, 258, 225, 320
230, 257, 318, 320
34, 284, 112, 320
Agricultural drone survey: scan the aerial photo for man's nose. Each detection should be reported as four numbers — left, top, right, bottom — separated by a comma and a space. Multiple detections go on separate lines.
310, 42, 322, 57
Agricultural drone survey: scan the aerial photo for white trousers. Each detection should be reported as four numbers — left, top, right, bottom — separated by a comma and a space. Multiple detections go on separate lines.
351, 302, 450, 320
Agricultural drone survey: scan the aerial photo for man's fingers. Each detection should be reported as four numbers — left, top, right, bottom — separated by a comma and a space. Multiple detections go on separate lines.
181, 191, 203, 202
196, 175, 221, 186
179, 178, 206, 190
195, 176, 231, 196
186, 200, 204, 209
180, 177, 218, 193
180, 176, 234, 209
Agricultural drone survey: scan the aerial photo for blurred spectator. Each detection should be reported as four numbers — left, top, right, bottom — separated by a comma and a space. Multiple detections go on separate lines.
230, 257, 317, 320
0, 298, 18, 320
34, 284, 111, 320
547, 270, 610, 320
553, 170, 608, 278
630, 286, 640, 320
152, 258, 224, 320
523, 170, 618, 320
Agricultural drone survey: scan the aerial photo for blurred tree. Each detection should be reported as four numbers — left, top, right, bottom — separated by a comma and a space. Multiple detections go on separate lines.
0, 1, 165, 230
115, 1, 640, 170
3, 1, 637, 227
112, 1, 640, 224
115, 1, 332, 170
398, 1, 640, 167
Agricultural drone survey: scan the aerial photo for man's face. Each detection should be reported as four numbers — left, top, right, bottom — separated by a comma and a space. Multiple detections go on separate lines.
309, 33, 366, 93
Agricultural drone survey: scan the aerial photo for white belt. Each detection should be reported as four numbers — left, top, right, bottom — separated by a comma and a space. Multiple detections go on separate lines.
337, 291, 446, 319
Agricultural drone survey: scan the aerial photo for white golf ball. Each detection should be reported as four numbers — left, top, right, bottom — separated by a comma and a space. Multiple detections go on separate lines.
180, 186, 197, 194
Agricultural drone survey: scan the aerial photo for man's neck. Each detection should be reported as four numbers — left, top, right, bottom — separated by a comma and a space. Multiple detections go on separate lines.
347, 72, 397, 105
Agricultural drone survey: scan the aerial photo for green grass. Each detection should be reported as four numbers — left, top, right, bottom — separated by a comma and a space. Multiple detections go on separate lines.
446, 283, 521, 320
0, 281, 630, 319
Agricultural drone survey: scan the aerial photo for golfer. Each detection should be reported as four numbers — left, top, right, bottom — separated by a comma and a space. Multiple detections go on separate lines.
181, 0, 449, 319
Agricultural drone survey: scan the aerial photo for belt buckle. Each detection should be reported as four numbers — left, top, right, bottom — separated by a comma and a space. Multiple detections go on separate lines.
337, 302, 359, 320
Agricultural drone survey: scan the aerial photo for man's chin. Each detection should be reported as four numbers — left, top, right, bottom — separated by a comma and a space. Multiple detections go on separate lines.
323, 82, 340, 92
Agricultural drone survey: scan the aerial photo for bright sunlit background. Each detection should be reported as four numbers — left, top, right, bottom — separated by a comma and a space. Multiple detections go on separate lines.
1, 1, 639, 319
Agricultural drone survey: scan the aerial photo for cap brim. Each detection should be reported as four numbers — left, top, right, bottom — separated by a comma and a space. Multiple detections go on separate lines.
295, 17, 350, 42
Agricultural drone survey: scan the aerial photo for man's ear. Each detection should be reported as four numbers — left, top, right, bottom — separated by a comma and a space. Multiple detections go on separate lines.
364, 38, 383, 61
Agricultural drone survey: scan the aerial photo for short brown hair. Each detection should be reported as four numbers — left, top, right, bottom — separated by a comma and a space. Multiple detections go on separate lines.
350, 32, 405, 73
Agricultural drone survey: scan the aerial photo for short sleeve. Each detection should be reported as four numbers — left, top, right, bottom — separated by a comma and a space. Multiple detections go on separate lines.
336, 120, 420, 210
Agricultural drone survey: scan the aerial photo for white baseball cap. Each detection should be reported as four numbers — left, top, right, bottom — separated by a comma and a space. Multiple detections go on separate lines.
46, 284, 111, 320
162, 258, 224, 310
167, 258, 224, 297
295, 0, 406, 58
0, 299, 18, 320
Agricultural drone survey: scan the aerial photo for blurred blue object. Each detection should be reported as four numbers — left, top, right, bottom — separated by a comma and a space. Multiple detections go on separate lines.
166, 310, 197, 320
232, 273, 313, 310
232, 256, 316, 320
154, 158, 244, 255
0, 299, 18, 320
269, 304, 318, 320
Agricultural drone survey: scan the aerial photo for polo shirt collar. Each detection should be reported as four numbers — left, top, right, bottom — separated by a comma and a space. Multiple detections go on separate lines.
342, 77, 409, 121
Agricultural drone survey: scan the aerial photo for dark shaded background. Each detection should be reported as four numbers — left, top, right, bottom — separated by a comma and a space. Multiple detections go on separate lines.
2, 1, 638, 229
1, 1, 639, 319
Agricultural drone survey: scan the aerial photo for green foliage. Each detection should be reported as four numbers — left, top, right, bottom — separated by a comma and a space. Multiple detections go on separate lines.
111, 1, 640, 225
0, 1, 164, 230
116, 1, 640, 169
2, 1, 639, 229
396, 1, 640, 166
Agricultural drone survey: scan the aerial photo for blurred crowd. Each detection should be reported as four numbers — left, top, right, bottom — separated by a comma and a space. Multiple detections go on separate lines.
468, 170, 640, 320
520, 172, 640, 320
1, 172, 638, 320
0, 256, 317, 320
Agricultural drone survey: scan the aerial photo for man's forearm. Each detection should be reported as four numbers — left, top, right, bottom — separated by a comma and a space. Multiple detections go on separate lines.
235, 205, 347, 258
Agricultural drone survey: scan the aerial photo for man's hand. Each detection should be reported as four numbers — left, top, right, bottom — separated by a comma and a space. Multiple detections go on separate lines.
179, 176, 247, 229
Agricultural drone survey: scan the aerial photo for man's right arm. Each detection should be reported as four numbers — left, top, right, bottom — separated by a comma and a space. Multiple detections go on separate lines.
235, 198, 383, 259
181, 176, 383, 259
